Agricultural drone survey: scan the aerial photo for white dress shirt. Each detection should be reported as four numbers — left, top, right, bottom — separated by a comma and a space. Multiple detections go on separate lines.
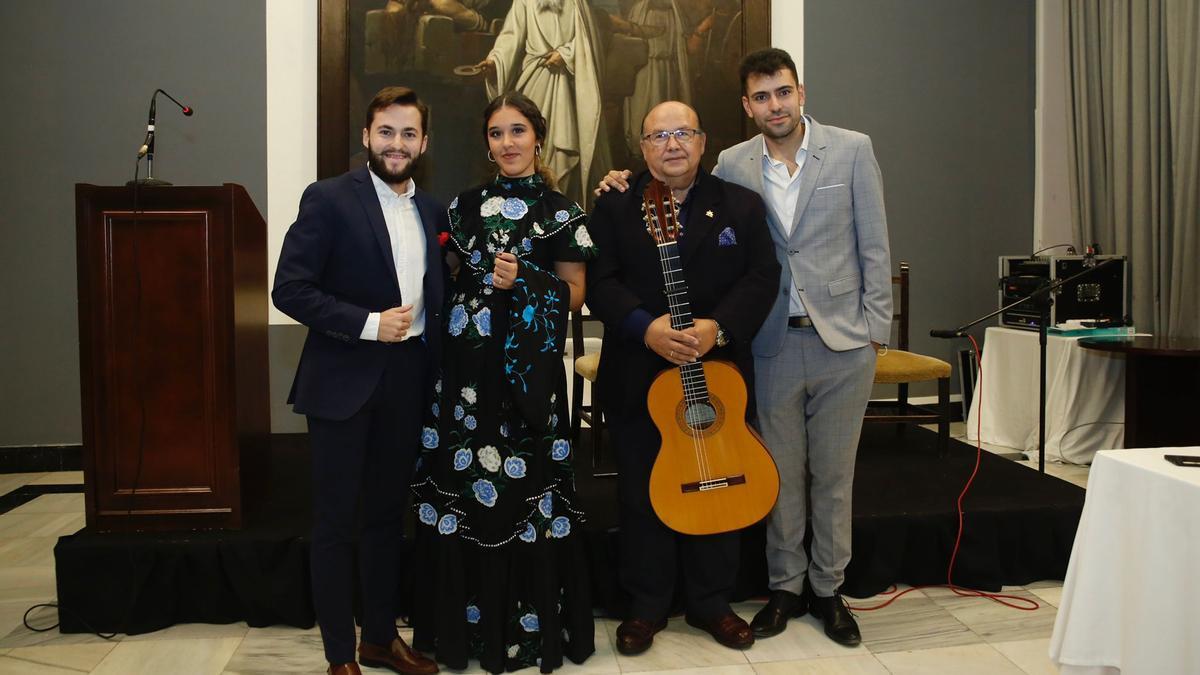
761, 116, 811, 316
360, 171, 427, 341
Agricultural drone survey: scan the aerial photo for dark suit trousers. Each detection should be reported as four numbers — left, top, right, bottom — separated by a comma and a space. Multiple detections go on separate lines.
610, 411, 740, 622
306, 338, 428, 664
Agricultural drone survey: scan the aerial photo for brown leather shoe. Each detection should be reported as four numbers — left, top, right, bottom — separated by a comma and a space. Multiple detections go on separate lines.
358, 637, 438, 674
328, 663, 363, 675
685, 612, 755, 650
615, 617, 667, 655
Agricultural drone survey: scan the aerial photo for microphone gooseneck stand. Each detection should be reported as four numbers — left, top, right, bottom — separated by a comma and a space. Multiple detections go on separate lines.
930, 257, 1122, 473
128, 89, 193, 187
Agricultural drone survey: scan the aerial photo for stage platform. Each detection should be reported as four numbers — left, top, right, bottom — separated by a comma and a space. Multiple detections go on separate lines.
54, 425, 1084, 634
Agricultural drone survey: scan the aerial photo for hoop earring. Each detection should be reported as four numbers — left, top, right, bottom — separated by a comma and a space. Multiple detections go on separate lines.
487, 151, 496, 163
535, 144, 542, 157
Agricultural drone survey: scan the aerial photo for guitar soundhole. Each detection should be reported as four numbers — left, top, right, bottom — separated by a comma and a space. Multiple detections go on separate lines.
684, 402, 717, 431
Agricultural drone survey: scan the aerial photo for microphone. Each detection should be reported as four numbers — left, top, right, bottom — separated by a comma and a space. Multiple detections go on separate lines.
136, 89, 193, 158
930, 329, 964, 339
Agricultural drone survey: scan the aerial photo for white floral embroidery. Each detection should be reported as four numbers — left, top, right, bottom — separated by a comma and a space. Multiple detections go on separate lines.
461, 387, 477, 405
479, 445, 501, 473
574, 225, 593, 248
481, 196, 504, 217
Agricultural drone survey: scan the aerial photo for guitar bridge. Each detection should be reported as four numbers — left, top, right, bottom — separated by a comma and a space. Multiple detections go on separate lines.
681, 474, 746, 493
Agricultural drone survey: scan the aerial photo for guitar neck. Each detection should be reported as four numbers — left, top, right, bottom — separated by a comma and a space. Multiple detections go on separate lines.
655, 240, 710, 405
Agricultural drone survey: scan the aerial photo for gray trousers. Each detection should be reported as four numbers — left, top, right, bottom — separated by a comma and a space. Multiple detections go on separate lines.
754, 326, 876, 597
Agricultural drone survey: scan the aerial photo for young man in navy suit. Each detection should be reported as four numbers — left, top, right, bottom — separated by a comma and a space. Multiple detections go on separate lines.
273, 87, 445, 675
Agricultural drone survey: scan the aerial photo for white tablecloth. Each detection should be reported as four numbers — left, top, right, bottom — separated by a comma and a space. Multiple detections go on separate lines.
965, 326, 1125, 464
1050, 448, 1200, 675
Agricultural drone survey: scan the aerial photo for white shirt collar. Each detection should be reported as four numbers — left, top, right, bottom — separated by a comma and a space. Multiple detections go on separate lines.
369, 168, 416, 203
761, 115, 810, 168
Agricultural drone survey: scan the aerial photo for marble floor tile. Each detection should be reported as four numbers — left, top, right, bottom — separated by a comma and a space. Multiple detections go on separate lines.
846, 583, 925, 606
0, 604, 122, 650
851, 596, 979, 654
5, 642, 117, 671
122, 621, 250, 642
92, 637, 242, 675
992, 638, 1058, 675
0, 566, 56, 603
729, 606, 869, 663
1026, 586, 1062, 608
29, 473, 84, 486
641, 666, 755, 675
751, 654, 889, 674
0, 538, 56, 568
0, 475, 47, 497
0, 655, 85, 674
222, 626, 326, 673
875, 643, 1025, 675
8, 494, 84, 516
930, 590, 1056, 643
0, 513, 84, 539
605, 616, 751, 673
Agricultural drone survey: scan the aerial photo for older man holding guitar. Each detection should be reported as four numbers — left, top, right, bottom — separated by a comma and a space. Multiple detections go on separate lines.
586, 101, 780, 656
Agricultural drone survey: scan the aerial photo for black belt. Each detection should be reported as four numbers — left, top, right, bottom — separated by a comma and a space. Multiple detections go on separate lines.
787, 316, 813, 328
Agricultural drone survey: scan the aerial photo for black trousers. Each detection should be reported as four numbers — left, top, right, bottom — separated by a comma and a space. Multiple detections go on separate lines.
609, 411, 740, 623
306, 338, 428, 664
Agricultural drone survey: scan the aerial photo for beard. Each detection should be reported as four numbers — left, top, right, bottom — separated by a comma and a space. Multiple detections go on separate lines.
368, 146, 422, 185
537, 0, 565, 13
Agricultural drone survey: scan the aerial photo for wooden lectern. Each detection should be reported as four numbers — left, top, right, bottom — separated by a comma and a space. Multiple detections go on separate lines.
75, 184, 269, 531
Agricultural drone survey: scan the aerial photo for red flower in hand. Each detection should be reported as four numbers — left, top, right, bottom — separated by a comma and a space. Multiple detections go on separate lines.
437, 231, 451, 248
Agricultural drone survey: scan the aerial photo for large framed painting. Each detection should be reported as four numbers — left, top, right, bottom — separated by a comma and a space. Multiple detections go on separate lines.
318, 0, 771, 206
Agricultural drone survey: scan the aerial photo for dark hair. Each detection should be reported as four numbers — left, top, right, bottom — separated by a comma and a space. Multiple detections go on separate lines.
482, 92, 557, 190
738, 48, 800, 95
365, 86, 429, 135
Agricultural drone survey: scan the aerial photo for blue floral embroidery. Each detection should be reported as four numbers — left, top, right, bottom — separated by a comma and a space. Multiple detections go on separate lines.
450, 196, 459, 209
454, 405, 465, 421
519, 522, 536, 542
437, 513, 458, 534
431, 402, 439, 417
504, 456, 527, 478
421, 427, 439, 449
501, 197, 529, 220
555, 209, 570, 223
464, 415, 477, 430
538, 492, 553, 517
448, 305, 469, 336
473, 307, 491, 336
466, 604, 481, 623
499, 422, 510, 438
483, 273, 494, 287
473, 479, 498, 507
551, 439, 570, 461
453, 448, 472, 471
521, 237, 532, 252
519, 612, 540, 632
548, 516, 571, 538
470, 250, 482, 265
418, 503, 437, 525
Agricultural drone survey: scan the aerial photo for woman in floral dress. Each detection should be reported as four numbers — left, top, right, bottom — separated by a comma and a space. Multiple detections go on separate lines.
409, 92, 597, 673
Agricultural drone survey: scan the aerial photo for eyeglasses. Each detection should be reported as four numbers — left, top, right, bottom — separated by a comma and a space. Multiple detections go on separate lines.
641, 128, 704, 146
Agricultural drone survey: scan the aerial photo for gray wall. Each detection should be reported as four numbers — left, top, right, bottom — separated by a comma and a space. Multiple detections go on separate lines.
806, 0, 1036, 395
0, 1, 267, 446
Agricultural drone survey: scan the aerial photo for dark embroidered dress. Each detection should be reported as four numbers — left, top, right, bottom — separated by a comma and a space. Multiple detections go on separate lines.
410, 174, 596, 673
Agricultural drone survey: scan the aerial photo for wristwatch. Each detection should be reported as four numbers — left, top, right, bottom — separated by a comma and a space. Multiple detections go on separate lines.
714, 322, 730, 348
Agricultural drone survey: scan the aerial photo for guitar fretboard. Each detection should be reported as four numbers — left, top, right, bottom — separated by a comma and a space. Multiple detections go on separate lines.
655, 239, 711, 407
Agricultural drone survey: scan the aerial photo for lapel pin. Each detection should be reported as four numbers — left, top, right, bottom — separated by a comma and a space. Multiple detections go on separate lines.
705, 210, 714, 218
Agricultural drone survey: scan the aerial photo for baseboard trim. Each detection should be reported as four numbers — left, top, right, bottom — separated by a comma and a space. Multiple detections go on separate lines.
0, 445, 83, 474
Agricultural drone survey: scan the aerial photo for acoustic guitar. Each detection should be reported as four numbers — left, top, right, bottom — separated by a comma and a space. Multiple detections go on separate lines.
642, 179, 780, 535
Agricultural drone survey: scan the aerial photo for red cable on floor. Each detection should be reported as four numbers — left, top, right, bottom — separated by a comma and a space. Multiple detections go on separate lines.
849, 335, 1040, 612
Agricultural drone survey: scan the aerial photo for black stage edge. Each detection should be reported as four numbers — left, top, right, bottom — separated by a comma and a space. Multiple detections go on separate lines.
0, 444, 83, 473
54, 425, 1084, 634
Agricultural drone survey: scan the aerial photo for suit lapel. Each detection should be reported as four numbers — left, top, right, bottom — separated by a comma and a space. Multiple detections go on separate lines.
789, 118, 827, 243
352, 167, 400, 295
741, 135, 789, 246
678, 170, 721, 267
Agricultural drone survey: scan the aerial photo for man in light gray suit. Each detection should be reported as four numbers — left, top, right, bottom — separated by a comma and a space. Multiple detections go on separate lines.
594, 47, 891, 646
724, 48, 891, 646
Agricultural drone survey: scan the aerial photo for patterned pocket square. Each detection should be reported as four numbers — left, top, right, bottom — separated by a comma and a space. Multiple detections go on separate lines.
718, 226, 737, 247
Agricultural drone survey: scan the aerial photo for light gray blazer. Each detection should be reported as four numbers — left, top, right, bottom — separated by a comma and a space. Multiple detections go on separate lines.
713, 117, 893, 357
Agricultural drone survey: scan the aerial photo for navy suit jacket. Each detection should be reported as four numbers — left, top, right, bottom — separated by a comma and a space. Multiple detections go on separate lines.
273, 166, 448, 421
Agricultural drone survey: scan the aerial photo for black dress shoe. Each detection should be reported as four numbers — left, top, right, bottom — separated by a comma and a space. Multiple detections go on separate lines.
750, 589, 808, 638
616, 617, 667, 655
807, 589, 861, 647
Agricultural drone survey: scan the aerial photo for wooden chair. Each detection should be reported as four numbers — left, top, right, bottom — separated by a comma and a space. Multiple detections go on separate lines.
569, 309, 614, 477
865, 262, 954, 456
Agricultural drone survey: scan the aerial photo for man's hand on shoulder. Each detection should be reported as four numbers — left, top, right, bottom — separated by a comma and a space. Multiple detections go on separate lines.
378, 304, 413, 342
593, 169, 633, 197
